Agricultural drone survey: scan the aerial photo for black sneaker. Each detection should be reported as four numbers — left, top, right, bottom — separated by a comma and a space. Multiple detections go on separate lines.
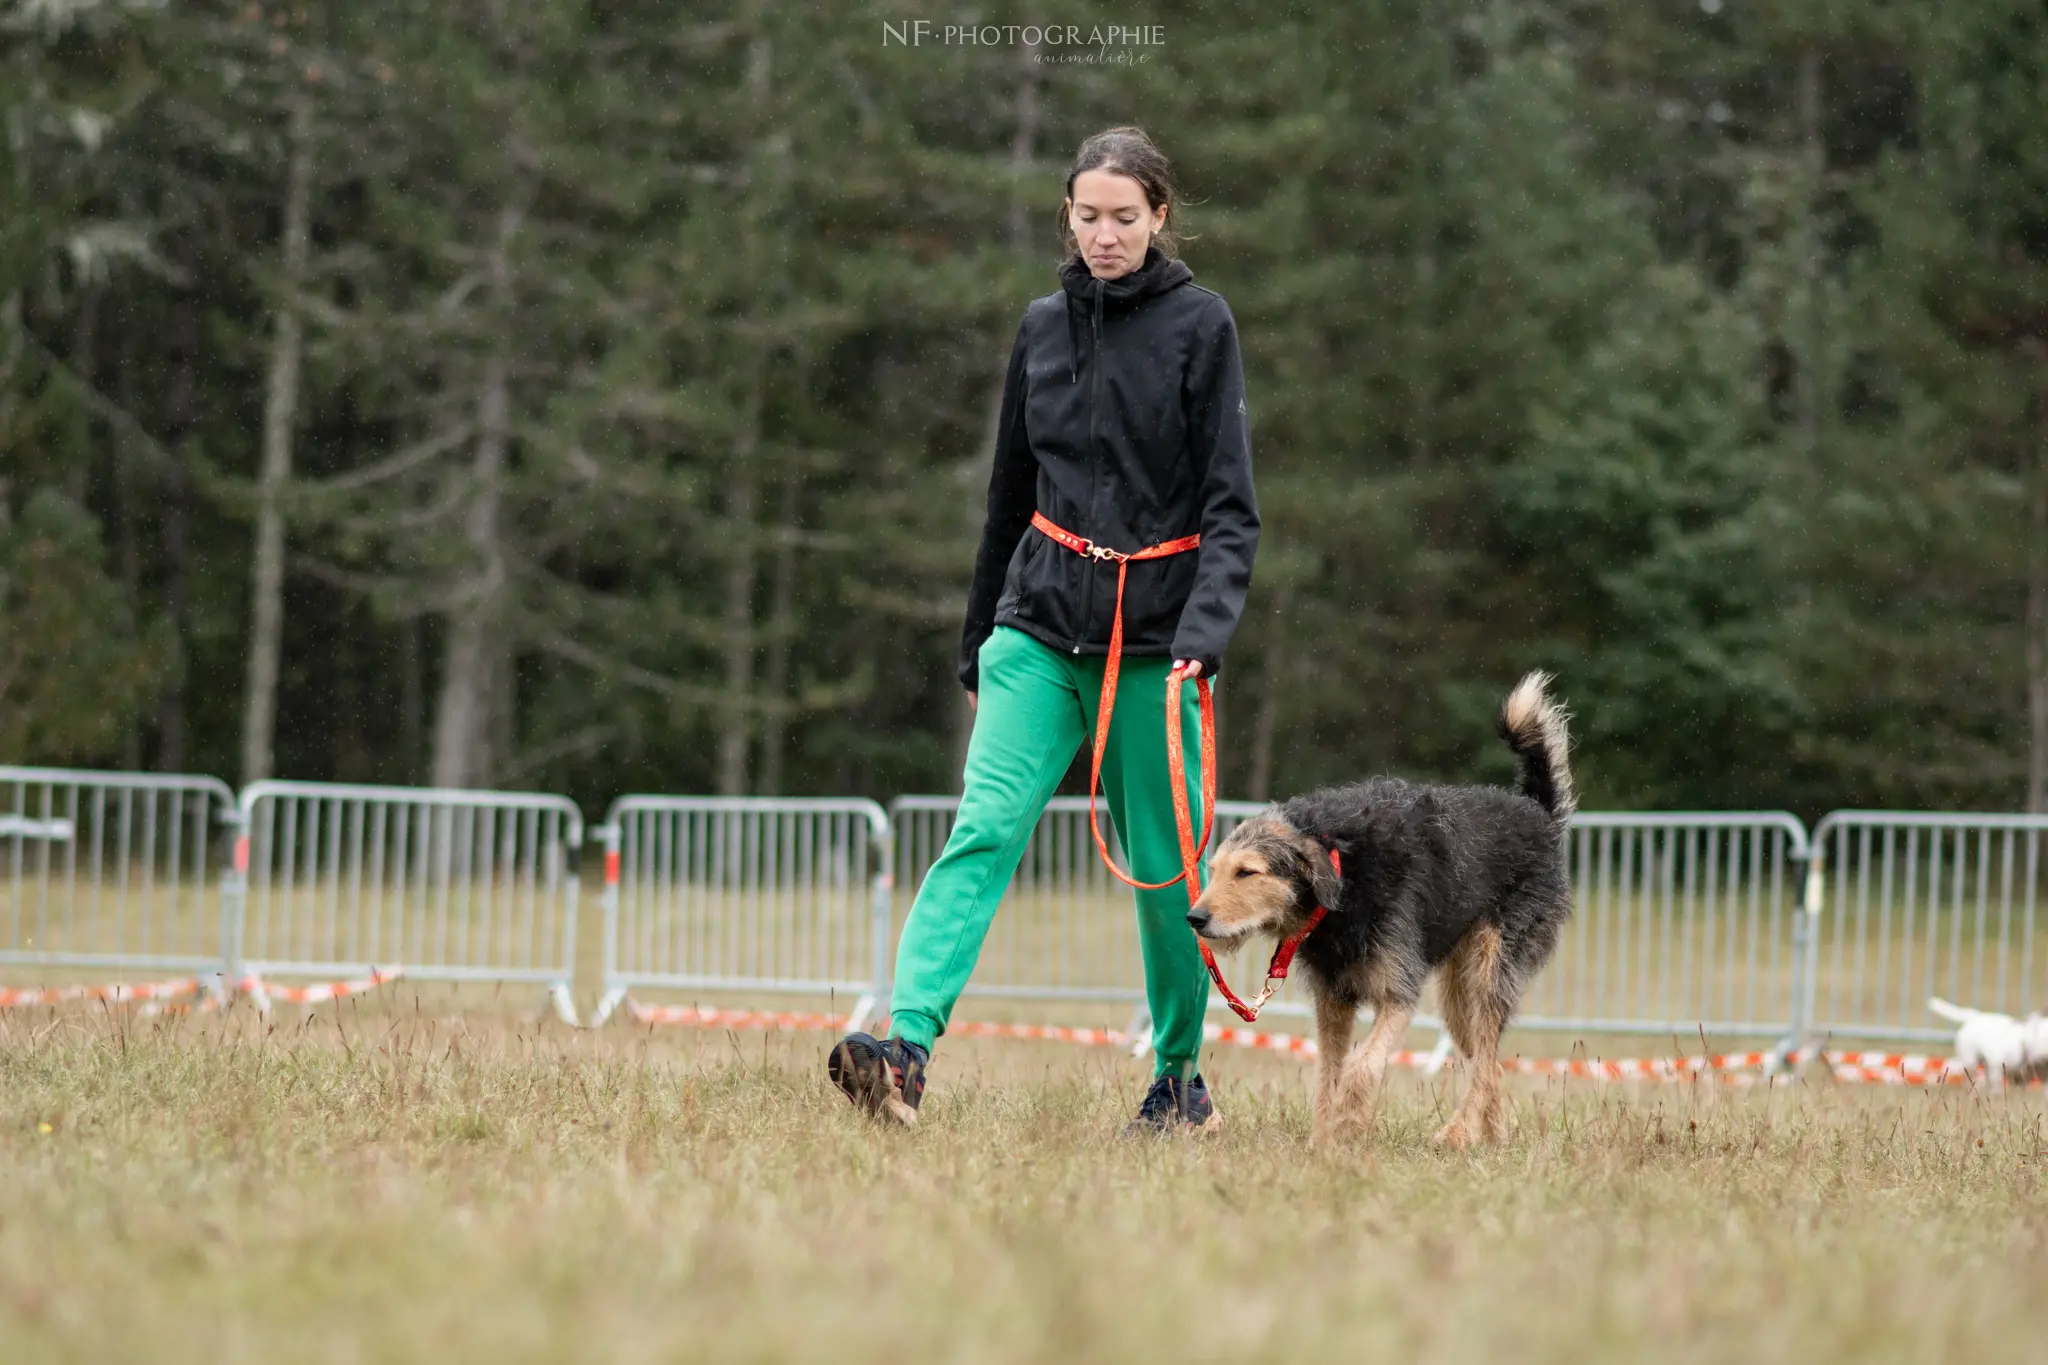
828, 1032, 928, 1126
1121, 1072, 1219, 1136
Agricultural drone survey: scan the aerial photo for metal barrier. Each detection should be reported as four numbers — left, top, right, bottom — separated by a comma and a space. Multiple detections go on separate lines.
890, 796, 1814, 1044
68, 755, 2048, 1053
1529, 813, 1812, 1041
591, 796, 891, 1027
0, 766, 238, 983
1806, 812, 2048, 1045
230, 781, 583, 1022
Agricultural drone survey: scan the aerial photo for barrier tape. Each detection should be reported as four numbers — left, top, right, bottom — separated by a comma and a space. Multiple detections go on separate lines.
251, 967, 404, 1005
611, 997, 1860, 1084
140, 969, 406, 1016
420, 993, 2030, 1088
624, 1002, 846, 1032
0, 970, 406, 1017
0, 976, 203, 1008
1818, 1053, 2038, 1087
1200, 1024, 1791, 1083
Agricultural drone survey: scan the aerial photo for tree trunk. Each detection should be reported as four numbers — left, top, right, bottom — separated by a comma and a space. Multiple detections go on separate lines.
715, 459, 761, 796
1396, 27, 1448, 760
239, 95, 314, 785
714, 23, 781, 798
400, 617, 424, 784
1796, 48, 1825, 465
1005, 38, 1043, 255
2029, 377, 2048, 812
112, 312, 143, 770
757, 470, 802, 794
1247, 583, 1293, 802
156, 299, 197, 772
64, 281, 99, 505
430, 200, 520, 790
952, 41, 1045, 786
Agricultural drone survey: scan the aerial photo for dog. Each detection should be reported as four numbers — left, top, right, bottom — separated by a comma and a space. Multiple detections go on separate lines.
1926, 997, 2048, 1086
1185, 671, 1575, 1150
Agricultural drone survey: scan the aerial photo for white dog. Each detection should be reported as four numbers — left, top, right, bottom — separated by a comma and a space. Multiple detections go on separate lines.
1926, 997, 2048, 1085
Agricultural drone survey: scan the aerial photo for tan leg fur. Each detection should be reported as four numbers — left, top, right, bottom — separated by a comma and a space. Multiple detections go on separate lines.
1432, 924, 1508, 1150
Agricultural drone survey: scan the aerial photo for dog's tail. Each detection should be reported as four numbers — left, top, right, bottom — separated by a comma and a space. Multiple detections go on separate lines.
1928, 996, 1992, 1026
1499, 670, 1575, 823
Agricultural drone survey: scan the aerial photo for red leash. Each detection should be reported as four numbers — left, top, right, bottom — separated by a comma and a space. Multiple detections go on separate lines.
1030, 511, 1331, 1022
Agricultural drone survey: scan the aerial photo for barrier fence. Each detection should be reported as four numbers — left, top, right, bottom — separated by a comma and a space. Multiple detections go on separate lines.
1524, 813, 1812, 1041
591, 796, 890, 1027
8, 760, 2048, 1053
891, 798, 1814, 1046
1807, 812, 2048, 1045
1, 766, 237, 985
230, 780, 583, 1023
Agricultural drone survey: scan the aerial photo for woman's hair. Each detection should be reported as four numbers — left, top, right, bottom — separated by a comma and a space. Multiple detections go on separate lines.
1057, 125, 1191, 261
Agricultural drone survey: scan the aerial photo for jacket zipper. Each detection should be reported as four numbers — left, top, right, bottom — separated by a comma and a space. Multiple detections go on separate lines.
1077, 282, 1102, 654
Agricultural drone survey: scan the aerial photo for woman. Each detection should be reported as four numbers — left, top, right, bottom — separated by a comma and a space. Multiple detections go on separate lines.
830, 126, 1259, 1133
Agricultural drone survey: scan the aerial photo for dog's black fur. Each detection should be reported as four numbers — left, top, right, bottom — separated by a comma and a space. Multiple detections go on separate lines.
1283, 773, 1571, 1020
1187, 671, 1575, 1147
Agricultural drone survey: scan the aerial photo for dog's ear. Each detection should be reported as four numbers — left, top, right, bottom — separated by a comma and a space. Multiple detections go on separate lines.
1301, 835, 1343, 911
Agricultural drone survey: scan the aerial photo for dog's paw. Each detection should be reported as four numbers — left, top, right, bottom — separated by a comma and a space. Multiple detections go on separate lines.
1429, 1118, 1477, 1151
1310, 1110, 1369, 1152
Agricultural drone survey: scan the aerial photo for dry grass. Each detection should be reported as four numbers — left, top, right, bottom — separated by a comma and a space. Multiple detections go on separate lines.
0, 996, 2046, 1364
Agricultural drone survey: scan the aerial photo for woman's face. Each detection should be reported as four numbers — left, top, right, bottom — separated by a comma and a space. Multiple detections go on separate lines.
1066, 167, 1167, 280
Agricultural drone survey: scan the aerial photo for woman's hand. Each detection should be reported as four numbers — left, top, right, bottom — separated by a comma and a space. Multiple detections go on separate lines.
1172, 659, 1203, 679
968, 691, 978, 712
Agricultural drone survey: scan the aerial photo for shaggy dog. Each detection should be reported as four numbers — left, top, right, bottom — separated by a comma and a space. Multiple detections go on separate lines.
1926, 997, 2048, 1086
1185, 671, 1575, 1150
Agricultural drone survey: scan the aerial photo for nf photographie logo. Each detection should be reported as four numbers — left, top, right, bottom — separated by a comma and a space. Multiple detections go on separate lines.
882, 21, 1166, 49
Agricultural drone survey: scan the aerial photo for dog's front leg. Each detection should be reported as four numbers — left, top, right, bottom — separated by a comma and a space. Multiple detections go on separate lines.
1336, 1001, 1415, 1139
1311, 991, 1357, 1150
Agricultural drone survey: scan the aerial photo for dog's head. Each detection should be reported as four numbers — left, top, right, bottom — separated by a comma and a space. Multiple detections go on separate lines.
1185, 812, 1344, 950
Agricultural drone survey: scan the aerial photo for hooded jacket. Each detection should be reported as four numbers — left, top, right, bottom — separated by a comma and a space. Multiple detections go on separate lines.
958, 245, 1260, 691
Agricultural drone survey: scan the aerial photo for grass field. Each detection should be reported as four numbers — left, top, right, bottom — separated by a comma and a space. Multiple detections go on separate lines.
3, 997, 2047, 1364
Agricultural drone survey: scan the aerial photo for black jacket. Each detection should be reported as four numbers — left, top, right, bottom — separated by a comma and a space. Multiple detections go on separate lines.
958, 245, 1260, 691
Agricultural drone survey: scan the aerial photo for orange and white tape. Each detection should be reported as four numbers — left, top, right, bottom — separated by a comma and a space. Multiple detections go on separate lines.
0, 976, 204, 1008
1816, 1051, 2031, 1086
1822, 1049, 1949, 1073
613, 997, 1804, 1083
0, 968, 405, 1014
1497, 1050, 1781, 1080
624, 1001, 846, 1031
1832, 1063, 1963, 1085
594, 996, 2039, 1089
620, 1001, 1138, 1049
248, 967, 404, 1005
1199, 1024, 1794, 1083
133, 968, 407, 1016
950, 1019, 1132, 1047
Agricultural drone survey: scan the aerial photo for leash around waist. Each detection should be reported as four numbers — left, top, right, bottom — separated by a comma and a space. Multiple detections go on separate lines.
1031, 511, 1317, 1022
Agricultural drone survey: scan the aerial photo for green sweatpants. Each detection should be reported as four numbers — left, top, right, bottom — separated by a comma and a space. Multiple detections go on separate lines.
887, 623, 1213, 1078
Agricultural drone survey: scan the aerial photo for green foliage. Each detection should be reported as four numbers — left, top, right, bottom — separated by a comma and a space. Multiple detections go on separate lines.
0, 0, 2039, 813
1500, 264, 1803, 807
0, 486, 168, 763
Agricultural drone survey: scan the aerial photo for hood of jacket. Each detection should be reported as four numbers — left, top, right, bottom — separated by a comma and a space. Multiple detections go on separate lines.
1056, 245, 1195, 382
